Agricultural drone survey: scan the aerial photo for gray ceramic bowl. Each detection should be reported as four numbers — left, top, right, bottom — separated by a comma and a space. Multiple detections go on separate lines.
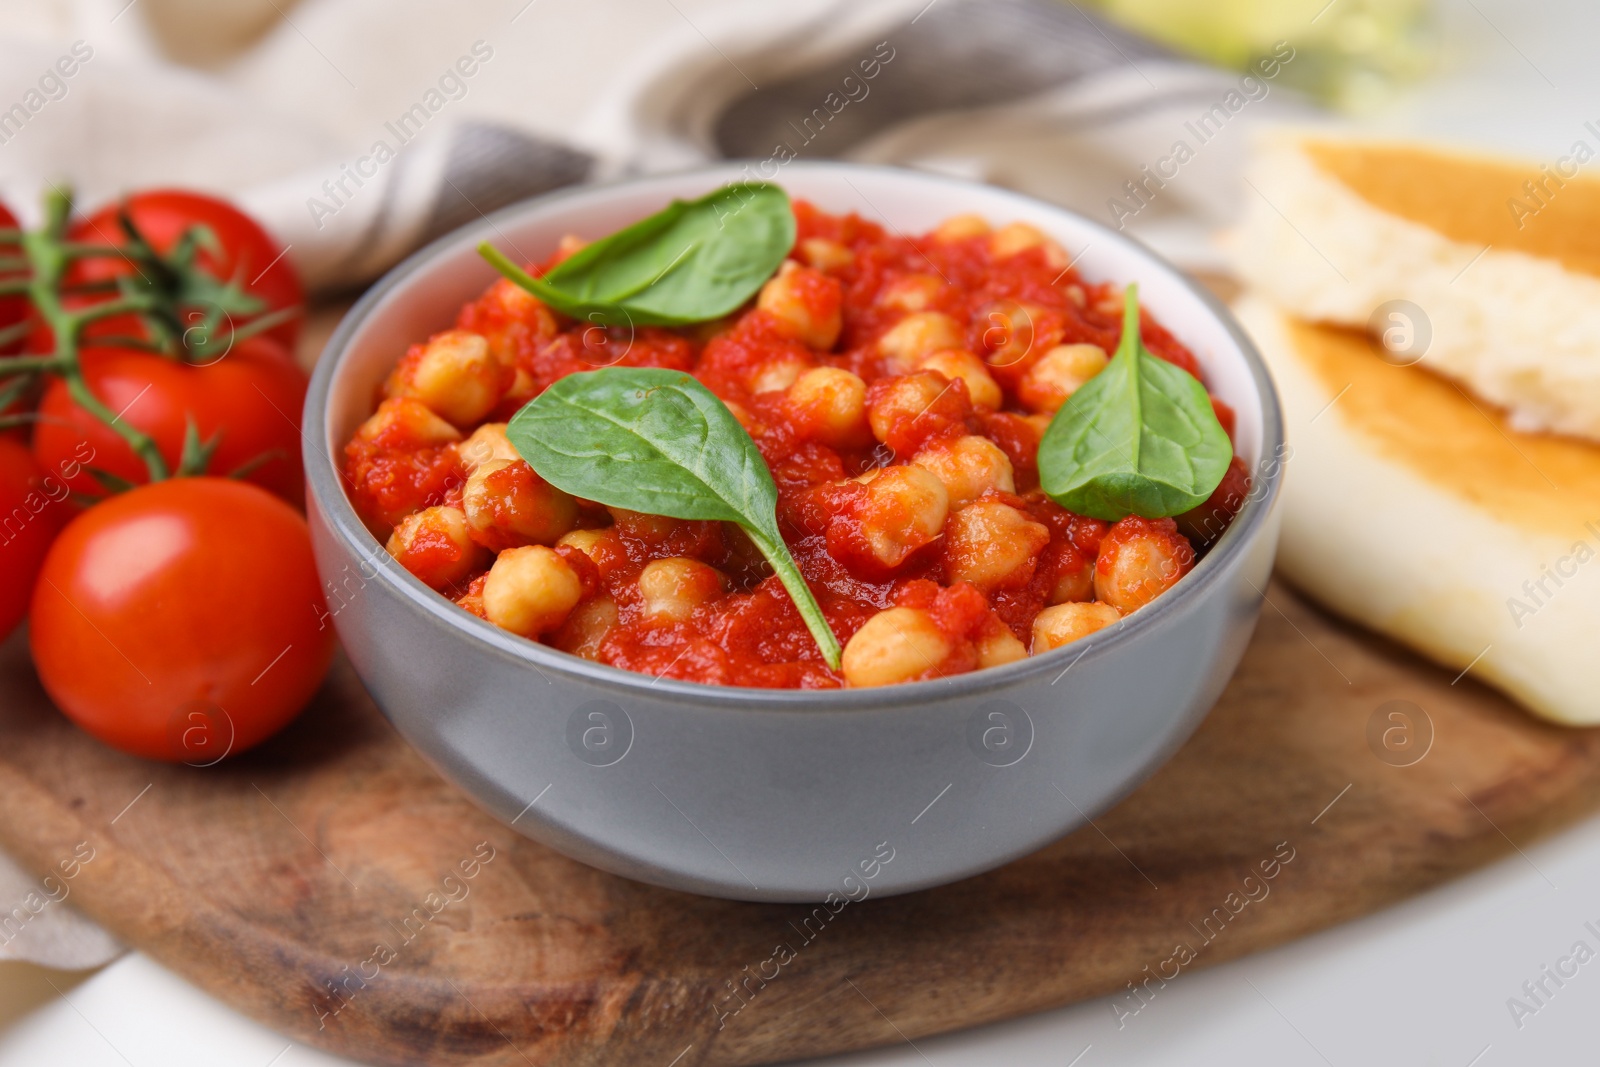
304, 162, 1283, 902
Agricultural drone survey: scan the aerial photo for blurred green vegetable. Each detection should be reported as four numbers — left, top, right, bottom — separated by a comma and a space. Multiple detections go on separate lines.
1080, 0, 1436, 111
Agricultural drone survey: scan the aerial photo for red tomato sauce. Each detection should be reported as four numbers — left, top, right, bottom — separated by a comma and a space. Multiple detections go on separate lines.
344, 202, 1249, 688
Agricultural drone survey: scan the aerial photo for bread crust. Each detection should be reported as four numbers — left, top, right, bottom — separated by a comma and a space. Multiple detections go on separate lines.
1228, 130, 1600, 442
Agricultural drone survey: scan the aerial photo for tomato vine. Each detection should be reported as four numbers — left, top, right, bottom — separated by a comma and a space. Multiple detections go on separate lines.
0, 186, 281, 484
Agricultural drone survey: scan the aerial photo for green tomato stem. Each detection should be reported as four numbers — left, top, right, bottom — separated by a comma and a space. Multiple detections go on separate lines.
61, 372, 170, 481
0, 355, 67, 375
19, 187, 170, 485
478, 243, 564, 306
0, 320, 31, 348
60, 280, 123, 295
0, 189, 242, 489
747, 529, 843, 670
0, 373, 36, 412
41, 187, 71, 239
72, 296, 153, 324
59, 242, 132, 260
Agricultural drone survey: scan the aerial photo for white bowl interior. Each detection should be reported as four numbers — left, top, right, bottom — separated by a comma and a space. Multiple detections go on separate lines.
323, 163, 1266, 480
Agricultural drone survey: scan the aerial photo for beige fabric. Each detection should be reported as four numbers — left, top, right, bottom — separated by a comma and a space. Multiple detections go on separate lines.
0, 0, 1298, 289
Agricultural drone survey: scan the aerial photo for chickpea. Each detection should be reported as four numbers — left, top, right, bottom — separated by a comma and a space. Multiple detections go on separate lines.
1018, 344, 1110, 414
876, 312, 965, 374
912, 435, 1015, 508
916, 350, 1002, 411
463, 459, 579, 551
557, 527, 620, 563
608, 507, 680, 544
1049, 559, 1095, 605
878, 274, 946, 313
1094, 291, 1125, 318
553, 596, 618, 660
748, 351, 814, 395
989, 222, 1069, 268
1031, 602, 1121, 654
842, 607, 951, 687
758, 261, 843, 350
482, 545, 583, 637
943, 502, 1050, 592
458, 422, 520, 473
1094, 518, 1195, 613
638, 558, 726, 622
975, 622, 1028, 669
800, 238, 853, 273
503, 366, 538, 411
979, 300, 1055, 370
487, 277, 555, 325
385, 330, 506, 428
473, 279, 558, 367
933, 214, 990, 242
867, 371, 964, 452
354, 397, 461, 447
858, 465, 948, 569
386, 506, 486, 591
787, 367, 869, 449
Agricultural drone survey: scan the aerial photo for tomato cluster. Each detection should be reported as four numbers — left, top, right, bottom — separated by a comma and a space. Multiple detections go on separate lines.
0, 188, 334, 763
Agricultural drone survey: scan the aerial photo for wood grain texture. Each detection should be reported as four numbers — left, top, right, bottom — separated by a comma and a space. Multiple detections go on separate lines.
2, 580, 1598, 1066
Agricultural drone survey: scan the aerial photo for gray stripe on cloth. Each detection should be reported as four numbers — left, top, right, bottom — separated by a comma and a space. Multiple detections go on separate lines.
421, 122, 594, 243
328, 122, 418, 283
712, 0, 1175, 160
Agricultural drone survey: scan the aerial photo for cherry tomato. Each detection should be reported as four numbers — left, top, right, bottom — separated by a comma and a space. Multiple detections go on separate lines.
32, 335, 309, 504
29, 478, 334, 762
0, 201, 24, 356
69, 190, 303, 350
0, 439, 71, 638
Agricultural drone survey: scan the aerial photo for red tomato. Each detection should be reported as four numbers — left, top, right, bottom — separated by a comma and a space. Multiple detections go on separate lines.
69, 190, 303, 350
32, 335, 309, 504
0, 439, 70, 637
0, 201, 24, 356
29, 478, 334, 762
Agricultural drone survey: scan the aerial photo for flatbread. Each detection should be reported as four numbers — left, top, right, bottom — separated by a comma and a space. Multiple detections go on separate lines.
1236, 295, 1600, 725
1227, 130, 1600, 441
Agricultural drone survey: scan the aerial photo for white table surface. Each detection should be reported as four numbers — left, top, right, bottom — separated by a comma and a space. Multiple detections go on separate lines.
5, 0, 1599, 1063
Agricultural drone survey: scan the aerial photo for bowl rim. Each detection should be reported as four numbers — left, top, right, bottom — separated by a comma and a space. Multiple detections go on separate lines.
305, 160, 1284, 710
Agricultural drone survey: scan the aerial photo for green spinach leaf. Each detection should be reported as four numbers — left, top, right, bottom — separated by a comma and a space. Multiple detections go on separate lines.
506, 367, 842, 669
479, 183, 795, 328
1038, 285, 1232, 521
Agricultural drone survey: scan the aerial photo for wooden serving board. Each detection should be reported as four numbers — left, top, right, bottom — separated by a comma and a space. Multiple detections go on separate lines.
2, 580, 1599, 1066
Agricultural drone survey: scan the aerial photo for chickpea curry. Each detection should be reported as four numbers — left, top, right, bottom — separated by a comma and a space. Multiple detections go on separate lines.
344, 189, 1249, 688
